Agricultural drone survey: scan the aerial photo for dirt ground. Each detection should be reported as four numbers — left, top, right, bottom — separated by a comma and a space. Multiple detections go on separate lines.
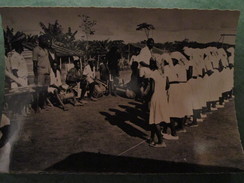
7, 71, 244, 173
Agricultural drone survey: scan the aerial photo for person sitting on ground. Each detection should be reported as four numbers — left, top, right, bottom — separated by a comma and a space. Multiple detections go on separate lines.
66, 60, 87, 105
48, 62, 82, 111
80, 59, 98, 101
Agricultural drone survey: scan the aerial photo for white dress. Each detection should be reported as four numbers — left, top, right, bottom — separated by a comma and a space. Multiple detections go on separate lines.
226, 47, 235, 91
149, 70, 170, 124
187, 57, 202, 110
166, 64, 188, 118
209, 51, 221, 101
196, 53, 207, 107
137, 46, 153, 79
178, 63, 194, 116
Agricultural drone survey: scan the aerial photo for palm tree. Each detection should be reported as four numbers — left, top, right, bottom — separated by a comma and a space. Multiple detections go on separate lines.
4, 26, 26, 54
136, 23, 155, 39
39, 20, 79, 50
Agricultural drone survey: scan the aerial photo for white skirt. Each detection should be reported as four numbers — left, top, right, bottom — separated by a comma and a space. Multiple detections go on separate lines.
211, 71, 221, 101
188, 78, 203, 110
149, 91, 170, 124
168, 83, 188, 118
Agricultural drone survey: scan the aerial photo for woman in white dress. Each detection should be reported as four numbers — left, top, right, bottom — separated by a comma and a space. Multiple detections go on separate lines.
148, 59, 169, 147
203, 47, 216, 111
168, 51, 194, 132
218, 48, 231, 102
183, 47, 203, 126
226, 47, 235, 98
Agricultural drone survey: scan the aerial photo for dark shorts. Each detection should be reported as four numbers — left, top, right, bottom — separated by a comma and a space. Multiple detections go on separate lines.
37, 74, 50, 86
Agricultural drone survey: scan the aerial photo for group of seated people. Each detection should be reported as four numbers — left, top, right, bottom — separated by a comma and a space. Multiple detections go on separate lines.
48, 58, 100, 111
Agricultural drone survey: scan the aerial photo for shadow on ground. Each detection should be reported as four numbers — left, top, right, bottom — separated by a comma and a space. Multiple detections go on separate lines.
99, 100, 150, 140
100, 111, 148, 140
45, 151, 244, 173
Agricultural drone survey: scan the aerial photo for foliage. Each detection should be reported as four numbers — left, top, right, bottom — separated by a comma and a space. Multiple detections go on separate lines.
39, 20, 78, 49
3, 26, 26, 54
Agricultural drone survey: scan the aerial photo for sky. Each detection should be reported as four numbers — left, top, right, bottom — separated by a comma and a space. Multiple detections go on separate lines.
0, 7, 240, 44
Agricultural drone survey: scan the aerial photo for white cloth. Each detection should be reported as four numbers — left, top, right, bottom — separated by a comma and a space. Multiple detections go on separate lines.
149, 70, 170, 124
4, 56, 11, 72
184, 49, 204, 109
139, 67, 152, 78
83, 65, 95, 84
166, 64, 191, 117
226, 47, 235, 90
48, 69, 62, 94
137, 46, 152, 65
137, 46, 153, 79
10, 51, 28, 78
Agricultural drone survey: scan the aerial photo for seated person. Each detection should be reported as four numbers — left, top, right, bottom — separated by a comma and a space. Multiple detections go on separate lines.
48, 62, 81, 111
66, 60, 88, 104
80, 60, 98, 101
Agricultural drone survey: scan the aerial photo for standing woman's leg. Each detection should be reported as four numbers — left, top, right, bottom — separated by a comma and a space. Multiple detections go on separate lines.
150, 124, 156, 146
170, 118, 177, 136
155, 124, 163, 144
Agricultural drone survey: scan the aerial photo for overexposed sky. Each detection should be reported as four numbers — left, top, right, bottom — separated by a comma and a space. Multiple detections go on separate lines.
0, 7, 240, 44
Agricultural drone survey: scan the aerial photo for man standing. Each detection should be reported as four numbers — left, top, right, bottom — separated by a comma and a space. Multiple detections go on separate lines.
137, 38, 155, 103
106, 46, 121, 96
32, 34, 53, 111
137, 38, 155, 78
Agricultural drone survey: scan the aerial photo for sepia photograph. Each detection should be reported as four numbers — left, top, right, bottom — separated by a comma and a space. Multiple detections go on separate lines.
0, 7, 243, 173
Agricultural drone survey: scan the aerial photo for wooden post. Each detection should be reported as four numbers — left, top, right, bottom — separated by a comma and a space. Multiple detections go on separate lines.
59, 57, 62, 70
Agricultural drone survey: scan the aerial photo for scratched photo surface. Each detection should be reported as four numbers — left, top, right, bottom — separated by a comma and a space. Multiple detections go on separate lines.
0, 7, 243, 173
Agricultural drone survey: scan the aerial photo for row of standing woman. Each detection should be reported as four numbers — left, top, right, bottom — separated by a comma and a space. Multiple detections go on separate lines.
130, 38, 234, 148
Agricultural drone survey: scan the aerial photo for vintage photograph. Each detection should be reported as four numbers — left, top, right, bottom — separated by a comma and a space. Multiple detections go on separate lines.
0, 7, 243, 173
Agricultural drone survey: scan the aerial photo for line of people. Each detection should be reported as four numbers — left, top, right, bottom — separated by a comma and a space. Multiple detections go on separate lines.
128, 38, 234, 148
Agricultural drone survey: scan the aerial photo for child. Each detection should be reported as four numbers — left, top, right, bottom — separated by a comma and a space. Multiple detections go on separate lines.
148, 59, 170, 148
